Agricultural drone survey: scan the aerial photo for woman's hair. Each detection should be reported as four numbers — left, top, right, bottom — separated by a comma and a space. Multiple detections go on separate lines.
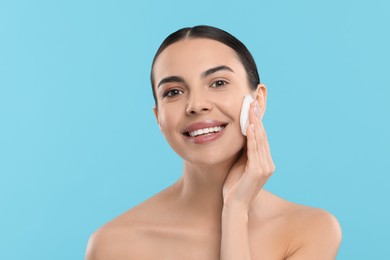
150, 25, 260, 106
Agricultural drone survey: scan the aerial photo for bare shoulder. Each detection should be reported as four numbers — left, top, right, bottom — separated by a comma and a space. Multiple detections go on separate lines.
289, 203, 342, 244
85, 186, 175, 260
262, 191, 342, 259
85, 207, 148, 260
85, 221, 133, 260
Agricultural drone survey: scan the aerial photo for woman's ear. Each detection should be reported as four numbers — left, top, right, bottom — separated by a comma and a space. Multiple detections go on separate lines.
255, 84, 267, 119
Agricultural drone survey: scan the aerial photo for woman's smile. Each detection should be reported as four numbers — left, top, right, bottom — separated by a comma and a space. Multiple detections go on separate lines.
182, 120, 229, 144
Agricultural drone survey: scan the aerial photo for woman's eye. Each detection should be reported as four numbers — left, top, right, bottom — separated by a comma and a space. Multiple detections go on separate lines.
164, 89, 183, 98
211, 80, 228, 88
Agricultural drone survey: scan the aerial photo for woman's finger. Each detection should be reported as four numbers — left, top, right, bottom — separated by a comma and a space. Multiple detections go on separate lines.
240, 121, 263, 199
249, 102, 267, 167
245, 119, 258, 171
258, 119, 275, 171
250, 101, 275, 175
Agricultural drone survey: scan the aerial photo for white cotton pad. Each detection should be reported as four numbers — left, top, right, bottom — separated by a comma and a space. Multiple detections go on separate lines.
240, 94, 254, 136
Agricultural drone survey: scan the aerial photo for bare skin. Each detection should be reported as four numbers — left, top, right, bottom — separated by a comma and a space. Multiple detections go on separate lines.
86, 38, 342, 259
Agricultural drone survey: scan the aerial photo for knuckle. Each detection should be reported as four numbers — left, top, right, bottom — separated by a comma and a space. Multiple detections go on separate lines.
267, 166, 275, 177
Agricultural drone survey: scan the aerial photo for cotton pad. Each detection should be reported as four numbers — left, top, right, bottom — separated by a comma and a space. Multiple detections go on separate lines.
240, 94, 254, 136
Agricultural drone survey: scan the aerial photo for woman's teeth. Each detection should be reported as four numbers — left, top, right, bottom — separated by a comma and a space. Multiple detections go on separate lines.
188, 125, 226, 137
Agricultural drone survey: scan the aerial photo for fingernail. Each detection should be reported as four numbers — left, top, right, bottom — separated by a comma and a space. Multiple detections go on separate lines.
250, 124, 255, 133
254, 101, 260, 118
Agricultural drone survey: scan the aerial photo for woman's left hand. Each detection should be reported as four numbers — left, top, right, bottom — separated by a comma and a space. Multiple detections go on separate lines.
222, 101, 276, 212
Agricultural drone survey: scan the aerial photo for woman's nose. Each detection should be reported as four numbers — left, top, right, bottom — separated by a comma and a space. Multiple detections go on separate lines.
185, 91, 212, 115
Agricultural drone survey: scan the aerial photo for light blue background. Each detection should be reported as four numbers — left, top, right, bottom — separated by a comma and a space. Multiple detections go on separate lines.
1, 0, 389, 259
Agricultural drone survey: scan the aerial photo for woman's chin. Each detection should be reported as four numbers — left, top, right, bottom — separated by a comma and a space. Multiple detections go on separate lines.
183, 148, 243, 169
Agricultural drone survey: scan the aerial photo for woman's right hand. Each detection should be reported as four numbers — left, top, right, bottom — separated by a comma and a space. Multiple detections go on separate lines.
222, 101, 275, 213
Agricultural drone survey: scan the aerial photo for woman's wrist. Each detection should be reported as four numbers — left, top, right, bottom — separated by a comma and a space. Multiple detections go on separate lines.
222, 204, 250, 222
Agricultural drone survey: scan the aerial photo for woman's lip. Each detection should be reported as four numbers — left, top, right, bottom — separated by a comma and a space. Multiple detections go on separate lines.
184, 124, 227, 144
182, 120, 228, 134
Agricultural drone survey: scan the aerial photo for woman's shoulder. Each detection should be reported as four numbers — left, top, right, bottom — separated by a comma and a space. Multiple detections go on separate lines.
258, 190, 342, 258
85, 187, 175, 260
259, 190, 340, 224
275, 191, 341, 235
85, 206, 147, 259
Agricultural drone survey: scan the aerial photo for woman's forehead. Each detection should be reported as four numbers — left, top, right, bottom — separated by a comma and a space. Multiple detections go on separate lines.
153, 38, 245, 80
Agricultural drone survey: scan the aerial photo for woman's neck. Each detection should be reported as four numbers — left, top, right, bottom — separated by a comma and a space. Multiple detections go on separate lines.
173, 154, 240, 221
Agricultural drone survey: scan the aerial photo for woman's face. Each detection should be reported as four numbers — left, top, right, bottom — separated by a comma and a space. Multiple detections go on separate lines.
153, 38, 257, 166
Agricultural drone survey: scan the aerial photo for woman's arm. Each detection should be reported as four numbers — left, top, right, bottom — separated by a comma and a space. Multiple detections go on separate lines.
221, 98, 275, 260
220, 206, 251, 259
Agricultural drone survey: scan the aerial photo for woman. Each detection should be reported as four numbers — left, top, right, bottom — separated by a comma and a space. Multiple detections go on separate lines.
86, 25, 342, 259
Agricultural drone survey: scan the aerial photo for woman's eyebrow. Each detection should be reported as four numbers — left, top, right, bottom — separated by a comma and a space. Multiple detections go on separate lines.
201, 65, 234, 78
157, 65, 234, 88
158, 76, 185, 88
